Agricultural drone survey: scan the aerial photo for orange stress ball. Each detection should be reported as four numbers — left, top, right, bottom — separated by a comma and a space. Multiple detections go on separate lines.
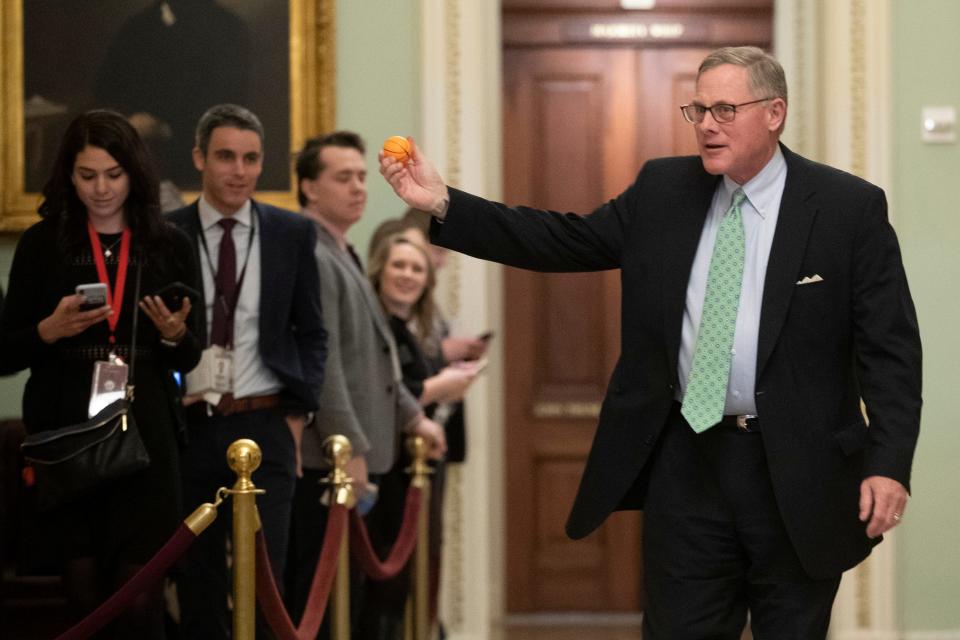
383, 136, 411, 164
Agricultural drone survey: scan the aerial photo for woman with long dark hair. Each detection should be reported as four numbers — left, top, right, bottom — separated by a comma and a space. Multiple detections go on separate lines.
0, 110, 202, 637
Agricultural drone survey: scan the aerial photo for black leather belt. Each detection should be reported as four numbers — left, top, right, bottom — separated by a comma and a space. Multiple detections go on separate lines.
718, 414, 760, 432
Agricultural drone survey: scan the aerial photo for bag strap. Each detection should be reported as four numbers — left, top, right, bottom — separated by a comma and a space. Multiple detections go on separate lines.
125, 260, 143, 402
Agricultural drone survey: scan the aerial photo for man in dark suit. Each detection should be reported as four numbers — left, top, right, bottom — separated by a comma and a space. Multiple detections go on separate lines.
380, 47, 921, 639
168, 104, 326, 639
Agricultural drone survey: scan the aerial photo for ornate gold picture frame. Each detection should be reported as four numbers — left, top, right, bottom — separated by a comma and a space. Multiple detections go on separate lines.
0, 0, 335, 231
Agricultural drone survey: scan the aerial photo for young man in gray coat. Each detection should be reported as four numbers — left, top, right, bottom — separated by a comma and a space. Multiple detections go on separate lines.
285, 131, 445, 627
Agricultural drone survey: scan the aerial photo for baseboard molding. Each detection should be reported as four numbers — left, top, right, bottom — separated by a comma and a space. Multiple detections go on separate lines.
504, 612, 644, 626
832, 631, 960, 640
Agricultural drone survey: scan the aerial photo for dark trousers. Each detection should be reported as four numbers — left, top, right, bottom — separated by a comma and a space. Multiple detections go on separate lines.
178, 407, 296, 640
641, 405, 841, 640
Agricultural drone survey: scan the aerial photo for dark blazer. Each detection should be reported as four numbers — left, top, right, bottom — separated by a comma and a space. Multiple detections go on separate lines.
431, 145, 922, 579
168, 200, 326, 414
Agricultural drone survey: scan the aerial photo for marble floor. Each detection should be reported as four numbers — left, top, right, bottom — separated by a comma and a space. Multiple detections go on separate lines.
493, 614, 643, 640
490, 613, 752, 640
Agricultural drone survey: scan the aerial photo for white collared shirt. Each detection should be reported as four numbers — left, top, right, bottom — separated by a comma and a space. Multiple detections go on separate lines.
197, 196, 281, 399
678, 147, 788, 415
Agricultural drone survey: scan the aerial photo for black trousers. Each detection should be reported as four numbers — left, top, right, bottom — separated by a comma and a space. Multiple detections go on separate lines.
177, 407, 297, 640
641, 404, 841, 640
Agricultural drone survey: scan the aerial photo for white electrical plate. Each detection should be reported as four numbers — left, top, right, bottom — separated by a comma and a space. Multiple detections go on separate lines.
921, 106, 956, 144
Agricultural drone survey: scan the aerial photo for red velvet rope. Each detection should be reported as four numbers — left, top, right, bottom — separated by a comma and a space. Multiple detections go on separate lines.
256, 503, 348, 640
350, 484, 423, 581
55, 524, 196, 640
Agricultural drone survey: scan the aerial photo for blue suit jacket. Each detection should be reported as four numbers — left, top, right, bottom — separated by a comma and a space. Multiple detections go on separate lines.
168, 200, 326, 414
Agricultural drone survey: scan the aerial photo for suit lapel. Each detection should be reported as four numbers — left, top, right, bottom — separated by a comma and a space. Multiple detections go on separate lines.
756, 147, 818, 378
662, 170, 720, 380
253, 201, 281, 346
317, 225, 395, 347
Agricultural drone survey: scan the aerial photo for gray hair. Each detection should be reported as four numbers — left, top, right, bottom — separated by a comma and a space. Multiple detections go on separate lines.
194, 104, 264, 156
698, 46, 788, 105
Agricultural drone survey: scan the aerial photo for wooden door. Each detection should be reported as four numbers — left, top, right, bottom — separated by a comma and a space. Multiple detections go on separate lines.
502, 47, 638, 612
502, 4, 771, 614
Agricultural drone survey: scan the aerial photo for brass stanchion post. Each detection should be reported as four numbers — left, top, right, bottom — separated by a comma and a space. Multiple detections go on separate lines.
227, 439, 264, 640
407, 436, 433, 640
324, 435, 356, 640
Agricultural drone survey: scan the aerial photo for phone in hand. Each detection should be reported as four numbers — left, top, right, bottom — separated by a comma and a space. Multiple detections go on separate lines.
356, 483, 380, 516
76, 283, 108, 311
153, 282, 201, 310
453, 357, 489, 375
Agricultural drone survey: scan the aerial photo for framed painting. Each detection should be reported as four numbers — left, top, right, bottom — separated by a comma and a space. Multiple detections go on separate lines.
0, 0, 335, 231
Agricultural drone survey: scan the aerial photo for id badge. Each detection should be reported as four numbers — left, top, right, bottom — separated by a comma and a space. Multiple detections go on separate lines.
89, 354, 128, 417
186, 345, 234, 395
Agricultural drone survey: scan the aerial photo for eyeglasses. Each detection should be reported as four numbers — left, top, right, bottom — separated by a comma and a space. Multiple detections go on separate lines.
680, 97, 774, 124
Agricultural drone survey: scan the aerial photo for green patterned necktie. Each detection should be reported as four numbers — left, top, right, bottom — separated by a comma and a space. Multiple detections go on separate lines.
682, 188, 747, 433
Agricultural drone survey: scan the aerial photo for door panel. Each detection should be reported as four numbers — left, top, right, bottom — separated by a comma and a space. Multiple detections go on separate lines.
503, 47, 638, 613
638, 48, 709, 160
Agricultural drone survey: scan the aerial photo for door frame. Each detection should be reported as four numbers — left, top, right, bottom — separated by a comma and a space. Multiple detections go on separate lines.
418, 0, 897, 637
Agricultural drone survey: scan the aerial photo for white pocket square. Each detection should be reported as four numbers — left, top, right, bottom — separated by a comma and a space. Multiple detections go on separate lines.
796, 274, 824, 285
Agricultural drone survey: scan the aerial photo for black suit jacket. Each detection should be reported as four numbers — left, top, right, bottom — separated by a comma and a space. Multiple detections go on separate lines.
168, 200, 326, 414
431, 145, 922, 579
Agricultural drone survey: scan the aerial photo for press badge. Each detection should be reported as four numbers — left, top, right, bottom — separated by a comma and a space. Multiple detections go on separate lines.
186, 345, 234, 395
88, 354, 128, 417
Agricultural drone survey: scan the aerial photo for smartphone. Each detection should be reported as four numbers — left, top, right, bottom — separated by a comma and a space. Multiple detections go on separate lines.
153, 281, 201, 310
472, 357, 489, 374
477, 330, 495, 343
76, 283, 108, 311
356, 483, 380, 516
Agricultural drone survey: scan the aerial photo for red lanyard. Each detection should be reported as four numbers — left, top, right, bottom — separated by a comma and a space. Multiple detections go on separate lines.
86, 221, 132, 344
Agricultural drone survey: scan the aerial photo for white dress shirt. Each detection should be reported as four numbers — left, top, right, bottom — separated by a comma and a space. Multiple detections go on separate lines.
197, 196, 282, 399
678, 147, 787, 415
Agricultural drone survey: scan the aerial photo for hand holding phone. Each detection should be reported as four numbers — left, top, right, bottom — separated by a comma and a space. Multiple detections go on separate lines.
37, 288, 112, 344
140, 282, 198, 342
76, 282, 108, 311
153, 281, 201, 311
442, 333, 490, 362
451, 357, 488, 374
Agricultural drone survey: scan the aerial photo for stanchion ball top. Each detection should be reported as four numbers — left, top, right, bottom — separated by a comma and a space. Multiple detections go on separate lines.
323, 434, 353, 466
227, 439, 263, 475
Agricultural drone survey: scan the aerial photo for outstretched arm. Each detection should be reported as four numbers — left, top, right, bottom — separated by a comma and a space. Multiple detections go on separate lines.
380, 135, 644, 274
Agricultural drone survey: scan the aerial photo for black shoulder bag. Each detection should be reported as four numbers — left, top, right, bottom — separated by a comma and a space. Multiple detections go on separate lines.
21, 263, 151, 511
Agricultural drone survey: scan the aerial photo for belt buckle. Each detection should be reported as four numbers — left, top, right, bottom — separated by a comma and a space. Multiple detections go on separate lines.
736, 415, 756, 431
